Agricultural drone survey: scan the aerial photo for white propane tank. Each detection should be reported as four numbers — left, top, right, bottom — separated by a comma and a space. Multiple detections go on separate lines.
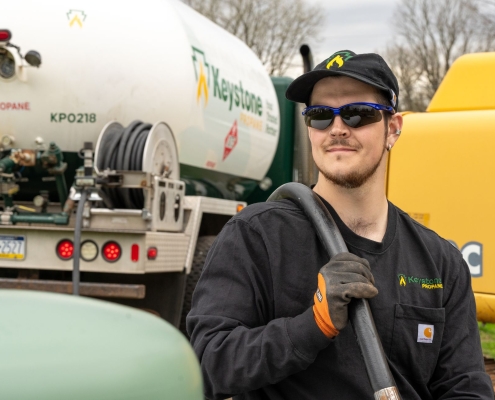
0, 0, 280, 182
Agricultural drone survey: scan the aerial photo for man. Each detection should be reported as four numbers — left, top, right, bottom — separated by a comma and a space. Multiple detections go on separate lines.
187, 50, 494, 399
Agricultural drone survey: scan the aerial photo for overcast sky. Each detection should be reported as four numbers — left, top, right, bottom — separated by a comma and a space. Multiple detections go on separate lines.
286, 0, 400, 77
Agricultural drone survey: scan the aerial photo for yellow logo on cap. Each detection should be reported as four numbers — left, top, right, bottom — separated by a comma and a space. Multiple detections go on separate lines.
327, 55, 344, 68
326, 51, 354, 69
399, 274, 406, 286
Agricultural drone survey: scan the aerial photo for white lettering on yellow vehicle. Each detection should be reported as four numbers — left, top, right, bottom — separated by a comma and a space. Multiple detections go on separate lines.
450, 241, 483, 277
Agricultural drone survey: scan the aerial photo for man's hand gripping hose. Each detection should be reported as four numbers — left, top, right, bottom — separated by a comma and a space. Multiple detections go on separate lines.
313, 253, 378, 338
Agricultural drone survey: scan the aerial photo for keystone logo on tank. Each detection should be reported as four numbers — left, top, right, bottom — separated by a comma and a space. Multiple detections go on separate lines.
191, 46, 263, 116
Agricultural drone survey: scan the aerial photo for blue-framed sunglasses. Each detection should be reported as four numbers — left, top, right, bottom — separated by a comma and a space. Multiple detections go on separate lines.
302, 102, 395, 130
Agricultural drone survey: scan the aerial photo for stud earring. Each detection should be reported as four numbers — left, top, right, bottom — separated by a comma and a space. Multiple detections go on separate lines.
387, 144, 392, 151
396, 129, 402, 135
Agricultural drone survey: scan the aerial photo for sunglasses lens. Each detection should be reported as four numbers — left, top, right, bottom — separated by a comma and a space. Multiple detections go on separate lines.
340, 105, 382, 128
304, 108, 334, 130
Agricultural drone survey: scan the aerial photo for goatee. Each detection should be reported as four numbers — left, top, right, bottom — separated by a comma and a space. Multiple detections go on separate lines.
319, 138, 386, 189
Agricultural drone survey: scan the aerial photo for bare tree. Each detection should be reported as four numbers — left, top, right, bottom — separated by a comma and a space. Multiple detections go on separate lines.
385, 45, 429, 112
386, 0, 495, 111
182, 0, 322, 76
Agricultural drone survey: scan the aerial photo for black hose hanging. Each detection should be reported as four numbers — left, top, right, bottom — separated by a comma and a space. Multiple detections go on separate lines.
96, 120, 152, 209
72, 189, 88, 296
267, 182, 401, 399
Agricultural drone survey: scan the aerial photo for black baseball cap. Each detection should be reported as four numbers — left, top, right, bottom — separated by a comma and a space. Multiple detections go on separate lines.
286, 50, 399, 111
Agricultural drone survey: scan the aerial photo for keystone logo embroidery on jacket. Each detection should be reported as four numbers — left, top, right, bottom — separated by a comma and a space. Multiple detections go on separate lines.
398, 274, 443, 289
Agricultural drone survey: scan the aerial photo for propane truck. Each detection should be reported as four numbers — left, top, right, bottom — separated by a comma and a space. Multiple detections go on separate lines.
1, 0, 495, 336
0, 0, 313, 332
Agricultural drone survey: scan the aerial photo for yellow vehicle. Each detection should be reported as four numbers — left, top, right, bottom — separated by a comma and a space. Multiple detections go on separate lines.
388, 52, 495, 322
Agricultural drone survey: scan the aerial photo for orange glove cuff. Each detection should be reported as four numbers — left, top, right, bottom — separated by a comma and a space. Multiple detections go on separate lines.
313, 273, 339, 338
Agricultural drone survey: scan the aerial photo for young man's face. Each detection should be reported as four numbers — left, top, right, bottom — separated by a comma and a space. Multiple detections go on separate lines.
308, 76, 400, 189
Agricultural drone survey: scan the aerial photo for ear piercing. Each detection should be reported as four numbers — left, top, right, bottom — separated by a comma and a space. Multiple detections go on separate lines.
387, 144, 392, 151
396, 129, 401, 135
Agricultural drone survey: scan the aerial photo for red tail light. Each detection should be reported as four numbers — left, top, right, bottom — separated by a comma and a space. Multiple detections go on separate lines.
56, 239, 74, 260
0, 30, 11, 42
131, 244, 139, 262
102, 241, 121, 262
147, 247, 158, 260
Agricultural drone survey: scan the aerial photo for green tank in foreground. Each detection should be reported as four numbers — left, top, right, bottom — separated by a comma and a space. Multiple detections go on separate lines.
0, 290, 203, 400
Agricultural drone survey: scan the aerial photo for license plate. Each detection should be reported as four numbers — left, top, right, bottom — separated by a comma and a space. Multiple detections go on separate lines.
0, 235, 25, 260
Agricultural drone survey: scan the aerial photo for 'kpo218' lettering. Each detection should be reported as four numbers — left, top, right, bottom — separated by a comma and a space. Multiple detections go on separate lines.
50, 113, 96, 123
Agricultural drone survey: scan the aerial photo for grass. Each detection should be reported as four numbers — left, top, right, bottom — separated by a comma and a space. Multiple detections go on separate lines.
479, 322, 495, 359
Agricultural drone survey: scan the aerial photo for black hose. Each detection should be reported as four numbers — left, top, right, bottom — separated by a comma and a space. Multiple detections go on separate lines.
101, 132, 123, 208
267, 182, 401, 397
134, 128, 149, 170
123, 122, 150, 170
116, 120, 143, 171
132, 128, 150, 206
96, 189, 114, 209
72, 189, 88, 296
96, 121, 152, 209
130, 131, 145, 171
120, 122, 150, 208
102, 132, 122, 170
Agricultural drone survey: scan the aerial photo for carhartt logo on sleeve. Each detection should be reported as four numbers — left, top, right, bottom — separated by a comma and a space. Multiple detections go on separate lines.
417, 324, 434, 343
316, 288, 323, 302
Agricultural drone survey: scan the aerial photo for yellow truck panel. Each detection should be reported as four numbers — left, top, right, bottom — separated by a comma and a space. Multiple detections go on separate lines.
388, 52, 495, 322
428, 52, 495, 112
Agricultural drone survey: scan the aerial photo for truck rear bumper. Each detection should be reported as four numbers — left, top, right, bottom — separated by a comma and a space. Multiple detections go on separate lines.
0, 228, 188, 274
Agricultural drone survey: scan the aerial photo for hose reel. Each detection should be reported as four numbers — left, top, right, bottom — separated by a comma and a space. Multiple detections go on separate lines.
94, 120, 179, 209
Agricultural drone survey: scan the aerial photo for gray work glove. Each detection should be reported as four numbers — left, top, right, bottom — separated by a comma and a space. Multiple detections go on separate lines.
313, 252, 378, 338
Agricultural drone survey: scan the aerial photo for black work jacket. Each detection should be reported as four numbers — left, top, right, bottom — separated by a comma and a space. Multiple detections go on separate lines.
187, 198, 493, 399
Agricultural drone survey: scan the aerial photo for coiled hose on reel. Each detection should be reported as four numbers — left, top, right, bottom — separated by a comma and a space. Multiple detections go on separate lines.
96, 120, 152, 209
